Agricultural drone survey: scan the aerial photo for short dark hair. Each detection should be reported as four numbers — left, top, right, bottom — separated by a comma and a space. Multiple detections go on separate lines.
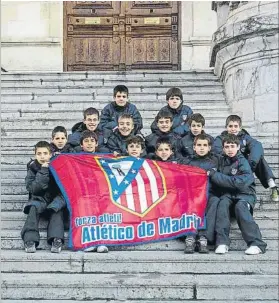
83, 107, 100, 119
80, 130, 98, 145
51, 126, 67, 139
126, 136, 145, 149
118, 113, 134, 122
166, 87, 183, 101
225, 115, 242, 127
113, 85, 129, 97
155, 137, 174, 151
222, 134, 240, 147
155, 110, 173, 123
194, 134, 212, 146
188, 113, 205, 127
34, 141, 51, 154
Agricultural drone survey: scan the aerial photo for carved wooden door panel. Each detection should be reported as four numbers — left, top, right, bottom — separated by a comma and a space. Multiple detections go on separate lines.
124, 1, 179, 70
63, 1, 179, 71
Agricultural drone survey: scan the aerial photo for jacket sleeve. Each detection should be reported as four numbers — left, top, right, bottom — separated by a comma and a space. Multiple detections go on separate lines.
131, 105, 143, 132
213, 136, 223, 154
25, 167, 49, 195
173, 124, 189, 136
245, 135, 264, 166
106, 136, 122, 154
210, 159, 255, 191
100, 105, 117, 131
67, 132, 81, 147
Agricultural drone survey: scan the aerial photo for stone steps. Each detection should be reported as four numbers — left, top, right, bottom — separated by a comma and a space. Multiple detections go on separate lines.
2, 272, 278, 301
3, 301, 278, 303
2, 228, 278, 251
1, 250, 278, 274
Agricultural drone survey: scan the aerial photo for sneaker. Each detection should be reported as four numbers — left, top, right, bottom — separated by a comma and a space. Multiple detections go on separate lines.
184, 236, 195, 254
197, 236, 209, 254
97, 245, 109, 253
270, 187, 279, 202
25, 241, 36, 253
215, 244, 229, 254
51, 238, 63, 253
84, 246, 97, 252
245, 246, 262, 255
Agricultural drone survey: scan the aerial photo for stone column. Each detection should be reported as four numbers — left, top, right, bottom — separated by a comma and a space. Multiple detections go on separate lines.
210, 1, 278, 134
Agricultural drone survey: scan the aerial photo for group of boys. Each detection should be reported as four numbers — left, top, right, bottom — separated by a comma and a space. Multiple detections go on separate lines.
22, 85, 278, 256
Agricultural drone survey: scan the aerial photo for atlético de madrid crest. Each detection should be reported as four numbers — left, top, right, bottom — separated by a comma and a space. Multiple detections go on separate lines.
96, 157, 167, 217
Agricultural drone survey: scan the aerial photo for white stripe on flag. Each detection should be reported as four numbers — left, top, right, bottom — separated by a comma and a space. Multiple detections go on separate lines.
125, 184, 135, 211
135, 173, 148, 213
142, 161, 159, 202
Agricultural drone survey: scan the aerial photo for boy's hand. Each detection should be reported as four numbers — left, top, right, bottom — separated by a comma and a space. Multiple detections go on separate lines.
113, 151, 120, 157
41, 162, 49, 168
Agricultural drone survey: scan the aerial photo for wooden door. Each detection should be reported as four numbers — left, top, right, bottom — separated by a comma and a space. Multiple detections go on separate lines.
63, 1, 180, 71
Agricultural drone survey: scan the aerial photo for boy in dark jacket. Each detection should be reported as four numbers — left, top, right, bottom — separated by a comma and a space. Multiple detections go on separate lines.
21, 141, 66, 253
126, 136, 146, 158
178, 113, 214, 158
68, 107, 108, 153
145, 110, 181, 158
150, 137, 181, 163
106, 114, 143, 156
209, 134, 267, 255
150, 87, 193, 136
50, 126, 74, 154
213, 115, 278, 202
183, 134, 221, 253
100, 85, 143, 139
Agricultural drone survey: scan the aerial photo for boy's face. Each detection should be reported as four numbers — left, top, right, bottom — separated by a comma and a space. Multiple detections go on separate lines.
84, 114, 100, 131
167, 95, 182, 109
35, 147, 51, 165
157, 118, 172, 133
118, 118, 134, 136
194, 139, 211, 157
155, 143, 173, 161
114, 91, 128, 107
223, 142, 240, 158
127, 143, 142, 158
81, 137, 98, 153
190, 121, 204, 136
52, 132, 67, 149
226, 121, 241, 135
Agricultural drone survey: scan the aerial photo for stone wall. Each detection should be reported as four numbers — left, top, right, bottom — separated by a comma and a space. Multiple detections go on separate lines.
1, 1, 63, 71
210, 1, 278, 133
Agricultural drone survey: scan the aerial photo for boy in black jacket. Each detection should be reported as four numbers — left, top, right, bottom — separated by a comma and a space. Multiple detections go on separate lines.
150, 137, 181, 163
106, 114, 143, 156
126, 136, 146, 158
21, 141, 66, 253
150, 87, 193, 136
183, 134, 221, 253
213, 115, 278, 202
50, 126, 74, 154
68, 107, 108, 152
178, 113, 214, 158
209, 134, 267, 255
100, 85, 143, 139
145, 110, 181, 158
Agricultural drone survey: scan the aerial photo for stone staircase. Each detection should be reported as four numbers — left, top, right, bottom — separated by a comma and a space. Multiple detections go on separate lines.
1, 71, 278, 302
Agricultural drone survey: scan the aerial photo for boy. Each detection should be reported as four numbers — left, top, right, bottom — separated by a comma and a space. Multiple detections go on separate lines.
126, 136, 146, 158
78, 130, 109, 253
50, 126, 74, 154
21, 141, 66, 253
213, 115, 278, 202
150, 87, 193, 136
106, 114, 141, 156
209, 134, 267, 255
183, 134, 221, 253
145, 110, 181, 158
68, 107, 108, 152
178, 113, 214, 158
100, 85, 143, 139
152, 137, 179, 163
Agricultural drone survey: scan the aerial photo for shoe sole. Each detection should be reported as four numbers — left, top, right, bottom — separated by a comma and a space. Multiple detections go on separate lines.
51, 248, 62, 253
